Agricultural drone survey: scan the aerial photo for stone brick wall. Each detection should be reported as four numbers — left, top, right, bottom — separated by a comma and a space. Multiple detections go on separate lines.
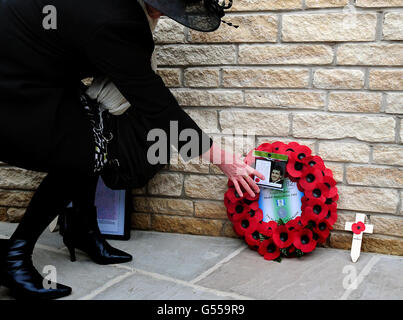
0, 1, 402, 256
135, 0, 403, 255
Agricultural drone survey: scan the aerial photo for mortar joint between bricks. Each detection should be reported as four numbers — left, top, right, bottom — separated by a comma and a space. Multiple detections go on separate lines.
179, 68, 184, 87
380, 92, 387, 113
397, 191, 402, 216
324, 91, 329, 112
363, 68, 370, 90
375, 10, 384, 42
313, 140, 319, 154
308, 68, 314, 89
396, 117, 402, 144
277, 13, 283, 43
369, 144, 374, 164
343, 162, 348, 185
289, 113, 293, 136
332, 44, 338, 66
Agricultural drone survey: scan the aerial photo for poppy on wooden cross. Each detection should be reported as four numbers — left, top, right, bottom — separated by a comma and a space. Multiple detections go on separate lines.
345, 213, 373, 263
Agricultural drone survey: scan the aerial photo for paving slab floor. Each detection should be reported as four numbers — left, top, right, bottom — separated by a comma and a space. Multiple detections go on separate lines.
0, 222, 402, 300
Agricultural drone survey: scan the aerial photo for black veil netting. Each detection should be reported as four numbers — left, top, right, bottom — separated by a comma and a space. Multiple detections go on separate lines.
143, 0, 235, 32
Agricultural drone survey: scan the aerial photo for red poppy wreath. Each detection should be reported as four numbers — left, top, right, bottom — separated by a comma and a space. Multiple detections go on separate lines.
224, 141, 339, 262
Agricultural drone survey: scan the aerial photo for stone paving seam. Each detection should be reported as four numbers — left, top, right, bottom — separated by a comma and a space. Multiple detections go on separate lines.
189, 245, 247, 285
107, 265, 254, 300
77, 270, 136, 300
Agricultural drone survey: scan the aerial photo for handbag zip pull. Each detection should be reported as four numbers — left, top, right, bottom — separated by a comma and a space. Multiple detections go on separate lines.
111, 158, 120, 167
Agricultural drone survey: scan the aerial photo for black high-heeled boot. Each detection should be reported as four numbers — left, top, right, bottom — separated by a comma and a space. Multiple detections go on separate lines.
61, 206, 132, 265
0, 238, 72, 300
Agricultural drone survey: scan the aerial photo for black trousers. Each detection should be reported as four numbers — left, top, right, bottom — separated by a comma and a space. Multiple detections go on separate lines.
10, 170, 99, 244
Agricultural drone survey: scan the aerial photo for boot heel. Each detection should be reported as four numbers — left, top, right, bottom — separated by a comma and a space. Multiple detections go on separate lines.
67, 246, 76, 262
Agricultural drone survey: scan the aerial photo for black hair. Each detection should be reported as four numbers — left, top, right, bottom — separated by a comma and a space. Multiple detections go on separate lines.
271, 162, 284, 176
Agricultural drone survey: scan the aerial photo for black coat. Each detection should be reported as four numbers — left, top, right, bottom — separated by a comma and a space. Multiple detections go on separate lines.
0, 0, 212, 174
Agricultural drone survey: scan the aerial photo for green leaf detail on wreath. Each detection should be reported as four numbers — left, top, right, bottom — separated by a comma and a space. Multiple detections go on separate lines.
295, 249, 304, 258
274, 256, 282, 263
277, 218, 285, 226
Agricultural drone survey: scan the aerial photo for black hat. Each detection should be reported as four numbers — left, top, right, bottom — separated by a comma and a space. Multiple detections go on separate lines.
143, 0, 235, 32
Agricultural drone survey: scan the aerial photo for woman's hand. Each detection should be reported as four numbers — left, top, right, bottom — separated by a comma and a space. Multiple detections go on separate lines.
201, 142, 265, 198
218, 157, 265, 198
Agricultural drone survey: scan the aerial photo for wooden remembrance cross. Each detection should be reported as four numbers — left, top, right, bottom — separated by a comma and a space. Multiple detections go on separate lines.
345, 213, 374, 263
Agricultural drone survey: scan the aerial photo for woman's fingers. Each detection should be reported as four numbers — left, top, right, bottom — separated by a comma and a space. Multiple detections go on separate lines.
238, 176, 255, 198
226, 161, 264, 198
231, 174, 260, 198
247, 166, 265, 180
244, 174, 260, 193
231, 178, 243, 198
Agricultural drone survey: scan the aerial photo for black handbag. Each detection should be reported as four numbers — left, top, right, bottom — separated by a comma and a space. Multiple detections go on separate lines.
81, 87, 166, 190
100, 107, 166, 190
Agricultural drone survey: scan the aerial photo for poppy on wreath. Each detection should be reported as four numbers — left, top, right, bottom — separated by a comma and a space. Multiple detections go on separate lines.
322, 168, 334, 178
301, 200, 308, 213
297, 181, 305, 193
330, 192, 339, 202
324, 192, 339, 206
257, 220, 277, 237
302, 155, 325, 171
293, 144, 312, 162
276, 142, 297, 155
287, 174, 299, 183
315, 219, 332, 243
227, 209, 234, 223
258, 238, 281, 261
303, 198, 329, 220
224, 196, 231, 208
242, 195, 259, 211
244, 192, 260, 202
244, 227, 262, 248
224, 198, 238, 213
286, 217, 302, 232
301, 208, 322, 228
256, 143, 273, 153
287, 244, 296, 255
224, 195, 233, 220
226, 201, 249, 222
298, 167, 324, 191
325, 202, 338, 225
286, 156, 305, 178
276, 144, 289, 155
271, 141, 287, 153
293, 229, 317, 253
288, 142, 301, 149
304, 182, 330, 203
322, 176, 337, 199
233, 216, 259, 237
273, 225, 295, 248
248, 208, 263, 221
225, 187, 243, 203
352, 221, 366, 235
